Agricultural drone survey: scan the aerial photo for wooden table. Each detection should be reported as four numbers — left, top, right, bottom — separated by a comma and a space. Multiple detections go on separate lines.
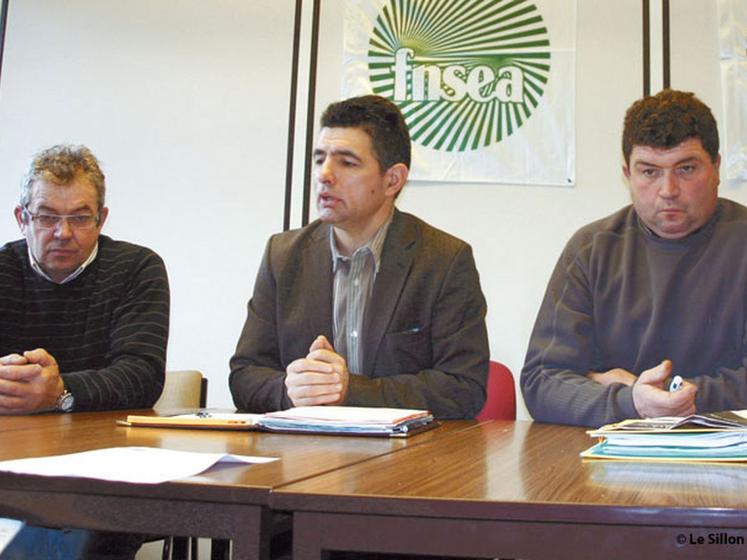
274, 420, 747, 560
0, 410, 475, 559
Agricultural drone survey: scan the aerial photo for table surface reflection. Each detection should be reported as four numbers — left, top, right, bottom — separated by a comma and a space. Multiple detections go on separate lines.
0, 409, 477, 560
276, 420, 747, 560
0, 409, 476, 503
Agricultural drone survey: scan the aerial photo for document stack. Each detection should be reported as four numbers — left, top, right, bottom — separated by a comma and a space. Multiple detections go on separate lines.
125, 406, 435, 437
581, 410, 747, 462
258, 406, 434, 436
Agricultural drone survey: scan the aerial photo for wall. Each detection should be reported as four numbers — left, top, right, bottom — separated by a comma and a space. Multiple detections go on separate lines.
0, 0, 739, 422
0, 0, 295, 410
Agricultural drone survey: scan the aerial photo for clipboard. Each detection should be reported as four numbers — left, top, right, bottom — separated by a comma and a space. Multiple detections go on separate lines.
120, 412, 261, 431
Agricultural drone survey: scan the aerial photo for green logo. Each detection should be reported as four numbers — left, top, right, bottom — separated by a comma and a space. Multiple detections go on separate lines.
368, 0, 551, 152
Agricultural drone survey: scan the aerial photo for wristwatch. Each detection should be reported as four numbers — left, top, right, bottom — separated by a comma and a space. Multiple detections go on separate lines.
55, 389, 75, 412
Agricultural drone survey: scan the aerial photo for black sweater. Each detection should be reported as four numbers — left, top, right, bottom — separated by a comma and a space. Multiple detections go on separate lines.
0, 235, 170, 410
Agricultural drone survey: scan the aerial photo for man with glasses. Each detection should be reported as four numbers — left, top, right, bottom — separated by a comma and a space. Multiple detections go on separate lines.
0, 144, 169, 559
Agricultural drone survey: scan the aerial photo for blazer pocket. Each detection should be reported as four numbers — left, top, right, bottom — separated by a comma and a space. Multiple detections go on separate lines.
380, 326, 432, 372
388, 324, 425, 338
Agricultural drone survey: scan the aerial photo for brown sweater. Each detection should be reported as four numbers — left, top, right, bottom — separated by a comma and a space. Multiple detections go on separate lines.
521, 198, 747, 427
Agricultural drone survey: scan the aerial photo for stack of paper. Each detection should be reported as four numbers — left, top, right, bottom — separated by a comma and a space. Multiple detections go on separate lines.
125, 406, 435, 437
581, 410, 747, 462
259, 406, 434, 436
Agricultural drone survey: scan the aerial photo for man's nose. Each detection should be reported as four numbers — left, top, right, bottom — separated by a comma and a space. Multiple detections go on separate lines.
316, 159, 334, 184
659, 170, 680, 199
53, 218, 74, 238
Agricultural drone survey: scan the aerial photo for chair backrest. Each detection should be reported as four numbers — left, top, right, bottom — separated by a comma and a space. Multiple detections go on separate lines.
475, 361, 516, 420
153, 370, 207, 410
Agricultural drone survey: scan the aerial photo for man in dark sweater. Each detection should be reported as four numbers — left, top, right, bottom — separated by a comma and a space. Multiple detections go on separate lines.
521, 89, 747, 427
0, 145, 169, 414
0, 145, 169, 558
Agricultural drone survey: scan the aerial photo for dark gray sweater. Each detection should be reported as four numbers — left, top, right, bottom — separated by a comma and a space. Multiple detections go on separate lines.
0, 235, 169, 410
521, 198, 747, 427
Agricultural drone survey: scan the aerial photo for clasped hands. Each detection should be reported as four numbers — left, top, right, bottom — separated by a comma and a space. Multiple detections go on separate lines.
0, 348, 64, 414
587, 359, 697, 418
285, 335, 350, 407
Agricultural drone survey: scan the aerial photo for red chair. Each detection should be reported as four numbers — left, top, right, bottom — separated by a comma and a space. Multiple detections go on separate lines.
475, 361, 516, 420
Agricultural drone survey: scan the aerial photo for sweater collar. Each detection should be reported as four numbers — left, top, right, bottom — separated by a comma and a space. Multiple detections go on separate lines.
636, 201, 721, 248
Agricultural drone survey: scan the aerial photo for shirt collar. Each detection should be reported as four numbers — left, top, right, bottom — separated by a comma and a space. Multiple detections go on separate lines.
330, 211, 394, 274
28, 241, 99, 284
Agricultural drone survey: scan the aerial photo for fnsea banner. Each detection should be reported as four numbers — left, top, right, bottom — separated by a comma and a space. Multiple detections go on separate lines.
343, 0, 576, 186
718, 0, 747, 181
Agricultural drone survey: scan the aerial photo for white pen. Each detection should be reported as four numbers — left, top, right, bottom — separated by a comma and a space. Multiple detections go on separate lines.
669, 375, 684, 392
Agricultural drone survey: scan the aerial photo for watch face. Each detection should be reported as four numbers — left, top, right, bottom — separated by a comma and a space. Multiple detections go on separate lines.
58, 391, 75, 412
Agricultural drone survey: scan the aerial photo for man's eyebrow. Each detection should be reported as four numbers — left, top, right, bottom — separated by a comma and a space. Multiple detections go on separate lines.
35, 203, 95, 214
633, 160, 662, 168
634, 155, 701, 167
673, 156, 702, 165
313, 147, 362, 161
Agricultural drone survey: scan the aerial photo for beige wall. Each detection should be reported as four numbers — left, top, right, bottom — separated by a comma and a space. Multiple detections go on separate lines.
0, 0, 739, 422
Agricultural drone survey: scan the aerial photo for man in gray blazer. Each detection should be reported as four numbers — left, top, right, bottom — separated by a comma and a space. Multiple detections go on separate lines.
230, 95, 488, 419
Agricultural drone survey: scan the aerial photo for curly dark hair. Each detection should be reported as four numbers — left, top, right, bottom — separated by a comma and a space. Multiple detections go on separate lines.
320, 95, 411, 171
622, 89, 719, 165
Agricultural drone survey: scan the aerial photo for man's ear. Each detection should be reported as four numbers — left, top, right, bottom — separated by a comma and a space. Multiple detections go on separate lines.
622, 163, 631, 180
97, 207, 109, 230
385, 163, 408, 197
14, 206, 27, 232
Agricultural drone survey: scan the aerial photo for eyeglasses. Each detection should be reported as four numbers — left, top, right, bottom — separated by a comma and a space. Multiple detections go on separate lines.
24, 209, 100, 231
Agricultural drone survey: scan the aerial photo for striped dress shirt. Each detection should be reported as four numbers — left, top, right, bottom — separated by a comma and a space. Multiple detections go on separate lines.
330, 214, 392, 374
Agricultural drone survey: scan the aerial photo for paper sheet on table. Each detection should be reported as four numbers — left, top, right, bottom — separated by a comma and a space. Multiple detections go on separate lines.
265, 406, 429, 424
0, 518, 23, 553
0, 447, 277, 484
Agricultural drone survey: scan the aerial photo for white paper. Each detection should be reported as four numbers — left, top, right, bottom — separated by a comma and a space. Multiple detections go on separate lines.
0, 518, 23, 553
0, 447, 277, 485
265, 406, 428, 425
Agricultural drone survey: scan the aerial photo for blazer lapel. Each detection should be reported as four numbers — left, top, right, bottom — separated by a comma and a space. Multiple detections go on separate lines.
362, 209, 416, 375
302, 223, 335, 342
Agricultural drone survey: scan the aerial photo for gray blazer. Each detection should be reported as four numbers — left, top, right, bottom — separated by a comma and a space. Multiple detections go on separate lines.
229, 209, 489, 419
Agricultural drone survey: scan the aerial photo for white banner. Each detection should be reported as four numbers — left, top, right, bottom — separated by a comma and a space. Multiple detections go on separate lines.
343, 0, 576, 186
718, 0, 747, 181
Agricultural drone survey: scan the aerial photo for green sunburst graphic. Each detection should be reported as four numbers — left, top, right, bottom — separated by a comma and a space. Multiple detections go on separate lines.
368, 0, 551, 152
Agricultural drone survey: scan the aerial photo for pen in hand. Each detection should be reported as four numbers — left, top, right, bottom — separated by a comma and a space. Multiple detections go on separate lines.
668, 375, 684, 393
